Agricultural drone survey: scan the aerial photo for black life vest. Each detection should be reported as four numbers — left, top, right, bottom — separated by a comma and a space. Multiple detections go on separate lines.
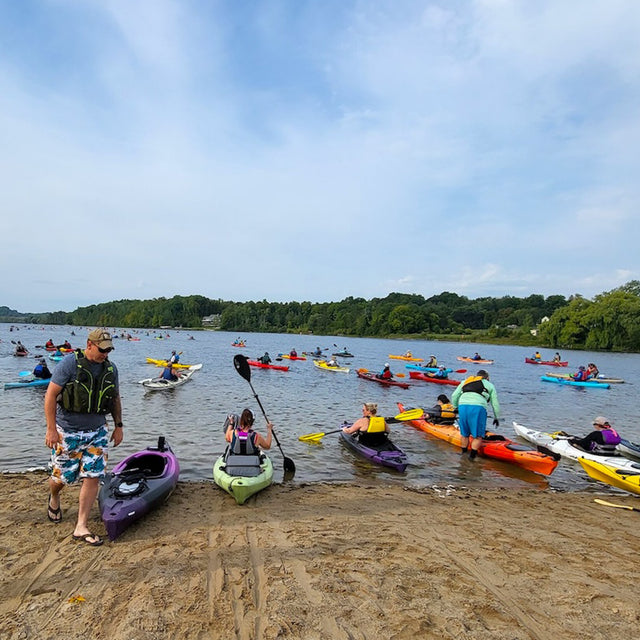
59, 350, 117, 415
461, 376, 490, 400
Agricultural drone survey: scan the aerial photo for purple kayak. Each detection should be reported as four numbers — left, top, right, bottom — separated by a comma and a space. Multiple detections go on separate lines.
98, 437, 180, 541
339, 430, 408, 472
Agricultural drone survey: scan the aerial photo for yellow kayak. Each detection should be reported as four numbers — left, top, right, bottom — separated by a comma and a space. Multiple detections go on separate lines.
146, 357, 192, 370
578, 458, 640, 496
389, 354, 424, 362
313, 360, 350, 373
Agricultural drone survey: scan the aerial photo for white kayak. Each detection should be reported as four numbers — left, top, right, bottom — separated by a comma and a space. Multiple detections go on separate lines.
139, 364, 203, 390
512, 422, 640, 472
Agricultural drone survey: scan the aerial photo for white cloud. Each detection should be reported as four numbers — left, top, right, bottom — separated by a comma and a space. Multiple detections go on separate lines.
0, 1, 639, 311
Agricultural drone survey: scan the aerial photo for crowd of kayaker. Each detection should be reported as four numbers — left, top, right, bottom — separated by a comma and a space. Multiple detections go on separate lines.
5, 326, 634, 547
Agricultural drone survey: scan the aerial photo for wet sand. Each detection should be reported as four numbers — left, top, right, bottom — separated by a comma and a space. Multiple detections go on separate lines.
1, 471, 638, 639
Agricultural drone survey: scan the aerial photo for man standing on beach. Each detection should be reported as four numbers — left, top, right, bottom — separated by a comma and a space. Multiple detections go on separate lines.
451, 369, 500, 460
44, 328, 124, 546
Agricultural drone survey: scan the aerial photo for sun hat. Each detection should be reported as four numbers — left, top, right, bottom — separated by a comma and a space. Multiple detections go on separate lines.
87, 328, 113, 349
593, 416, 610, 427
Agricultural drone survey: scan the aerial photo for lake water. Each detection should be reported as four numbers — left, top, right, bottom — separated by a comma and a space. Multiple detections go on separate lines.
2, 323, 639, 493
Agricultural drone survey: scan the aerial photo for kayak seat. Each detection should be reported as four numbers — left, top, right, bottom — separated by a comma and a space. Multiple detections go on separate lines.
120, 454, 167, 478
223, 454, 262, 477
505, 444, 537, 452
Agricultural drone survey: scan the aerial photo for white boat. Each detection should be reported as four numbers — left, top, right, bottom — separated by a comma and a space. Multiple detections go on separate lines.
512, 422, 640, 472
139, 364, 203, 390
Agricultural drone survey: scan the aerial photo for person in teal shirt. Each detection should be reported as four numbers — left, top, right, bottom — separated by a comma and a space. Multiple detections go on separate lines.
451, 369, 500, 460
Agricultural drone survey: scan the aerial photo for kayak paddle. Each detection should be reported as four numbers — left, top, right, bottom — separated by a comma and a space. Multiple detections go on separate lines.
233, 354, 296, 474
299, 408, 424, 442
594, 498, 640, 512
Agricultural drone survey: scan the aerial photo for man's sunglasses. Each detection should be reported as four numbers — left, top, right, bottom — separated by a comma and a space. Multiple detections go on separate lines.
92, 342, 113, 354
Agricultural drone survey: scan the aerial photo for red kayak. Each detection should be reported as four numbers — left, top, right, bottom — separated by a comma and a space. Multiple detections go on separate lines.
525, 358, 568, 367
409, 371, 460, 386
247, 360, 289, 372
357, 370, 409, 389
397, 402, 560, 476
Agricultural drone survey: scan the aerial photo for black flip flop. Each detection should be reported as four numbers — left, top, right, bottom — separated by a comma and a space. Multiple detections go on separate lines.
72, 532, 103, 547
47, 495, 62, 523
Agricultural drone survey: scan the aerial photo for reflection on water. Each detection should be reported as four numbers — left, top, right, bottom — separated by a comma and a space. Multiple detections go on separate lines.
2, 324, 639, 494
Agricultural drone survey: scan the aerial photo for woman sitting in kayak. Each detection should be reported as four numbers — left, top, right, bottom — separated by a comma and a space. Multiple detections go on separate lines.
571, 366, 589, 382
327, 356, 339, 367
225, 408, 272, 453
160, 362, 182, 382
33, 358, 52, 379
553, 352, 562, 363
569, 416, 621, 454
586, 363, 599, 379
425, 394, 457, 425
14, 341, 28, 355
426, 366, 449, 379
426, 355, 438, 367
376, 363, 393, 380
342, 403, 389, 447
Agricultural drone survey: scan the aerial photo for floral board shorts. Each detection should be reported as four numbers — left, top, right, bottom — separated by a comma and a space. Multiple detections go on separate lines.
50, 424, 109, 485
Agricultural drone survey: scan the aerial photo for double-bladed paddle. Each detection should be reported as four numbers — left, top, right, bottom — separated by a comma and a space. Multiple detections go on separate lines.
299, 408, 425, 442
233, 354, 296, 474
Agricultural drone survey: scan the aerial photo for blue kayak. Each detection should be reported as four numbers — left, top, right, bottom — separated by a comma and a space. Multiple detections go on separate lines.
540, 375, 609, 389
405, 364, 453, 374
4, 378, 51, 390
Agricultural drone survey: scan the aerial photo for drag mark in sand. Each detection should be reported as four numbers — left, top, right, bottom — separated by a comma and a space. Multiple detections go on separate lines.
413, 509, 554, 640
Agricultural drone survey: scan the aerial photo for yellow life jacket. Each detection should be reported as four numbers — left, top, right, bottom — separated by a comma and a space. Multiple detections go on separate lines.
367, 416, 386, 433
440, 403, 456, 419
461, 375, 490, 399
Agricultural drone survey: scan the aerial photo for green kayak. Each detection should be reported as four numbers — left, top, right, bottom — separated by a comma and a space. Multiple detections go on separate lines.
213, 451, 273, 505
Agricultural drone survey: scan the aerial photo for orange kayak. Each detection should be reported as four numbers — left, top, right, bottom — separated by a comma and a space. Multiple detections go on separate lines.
397, 403, 559, 476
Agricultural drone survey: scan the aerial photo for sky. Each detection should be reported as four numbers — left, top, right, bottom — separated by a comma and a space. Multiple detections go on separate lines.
1, 0, 639, 313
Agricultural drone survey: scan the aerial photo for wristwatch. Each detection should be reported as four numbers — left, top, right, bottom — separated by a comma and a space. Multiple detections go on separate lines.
116, 422, 123, 428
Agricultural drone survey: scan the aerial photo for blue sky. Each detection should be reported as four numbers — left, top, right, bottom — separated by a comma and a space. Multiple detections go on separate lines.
2, 0, 639, 313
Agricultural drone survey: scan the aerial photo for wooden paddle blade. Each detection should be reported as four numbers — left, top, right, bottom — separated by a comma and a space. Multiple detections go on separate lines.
394, 408, 424, 421
594, 498, 640, 512
357, 368, 369, 373
233, 354, 251, 382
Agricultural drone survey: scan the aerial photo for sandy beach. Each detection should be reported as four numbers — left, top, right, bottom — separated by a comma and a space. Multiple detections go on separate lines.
0, 471, 638, 640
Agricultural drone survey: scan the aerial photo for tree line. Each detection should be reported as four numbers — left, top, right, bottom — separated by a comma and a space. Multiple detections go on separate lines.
2, 281, 640, 351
